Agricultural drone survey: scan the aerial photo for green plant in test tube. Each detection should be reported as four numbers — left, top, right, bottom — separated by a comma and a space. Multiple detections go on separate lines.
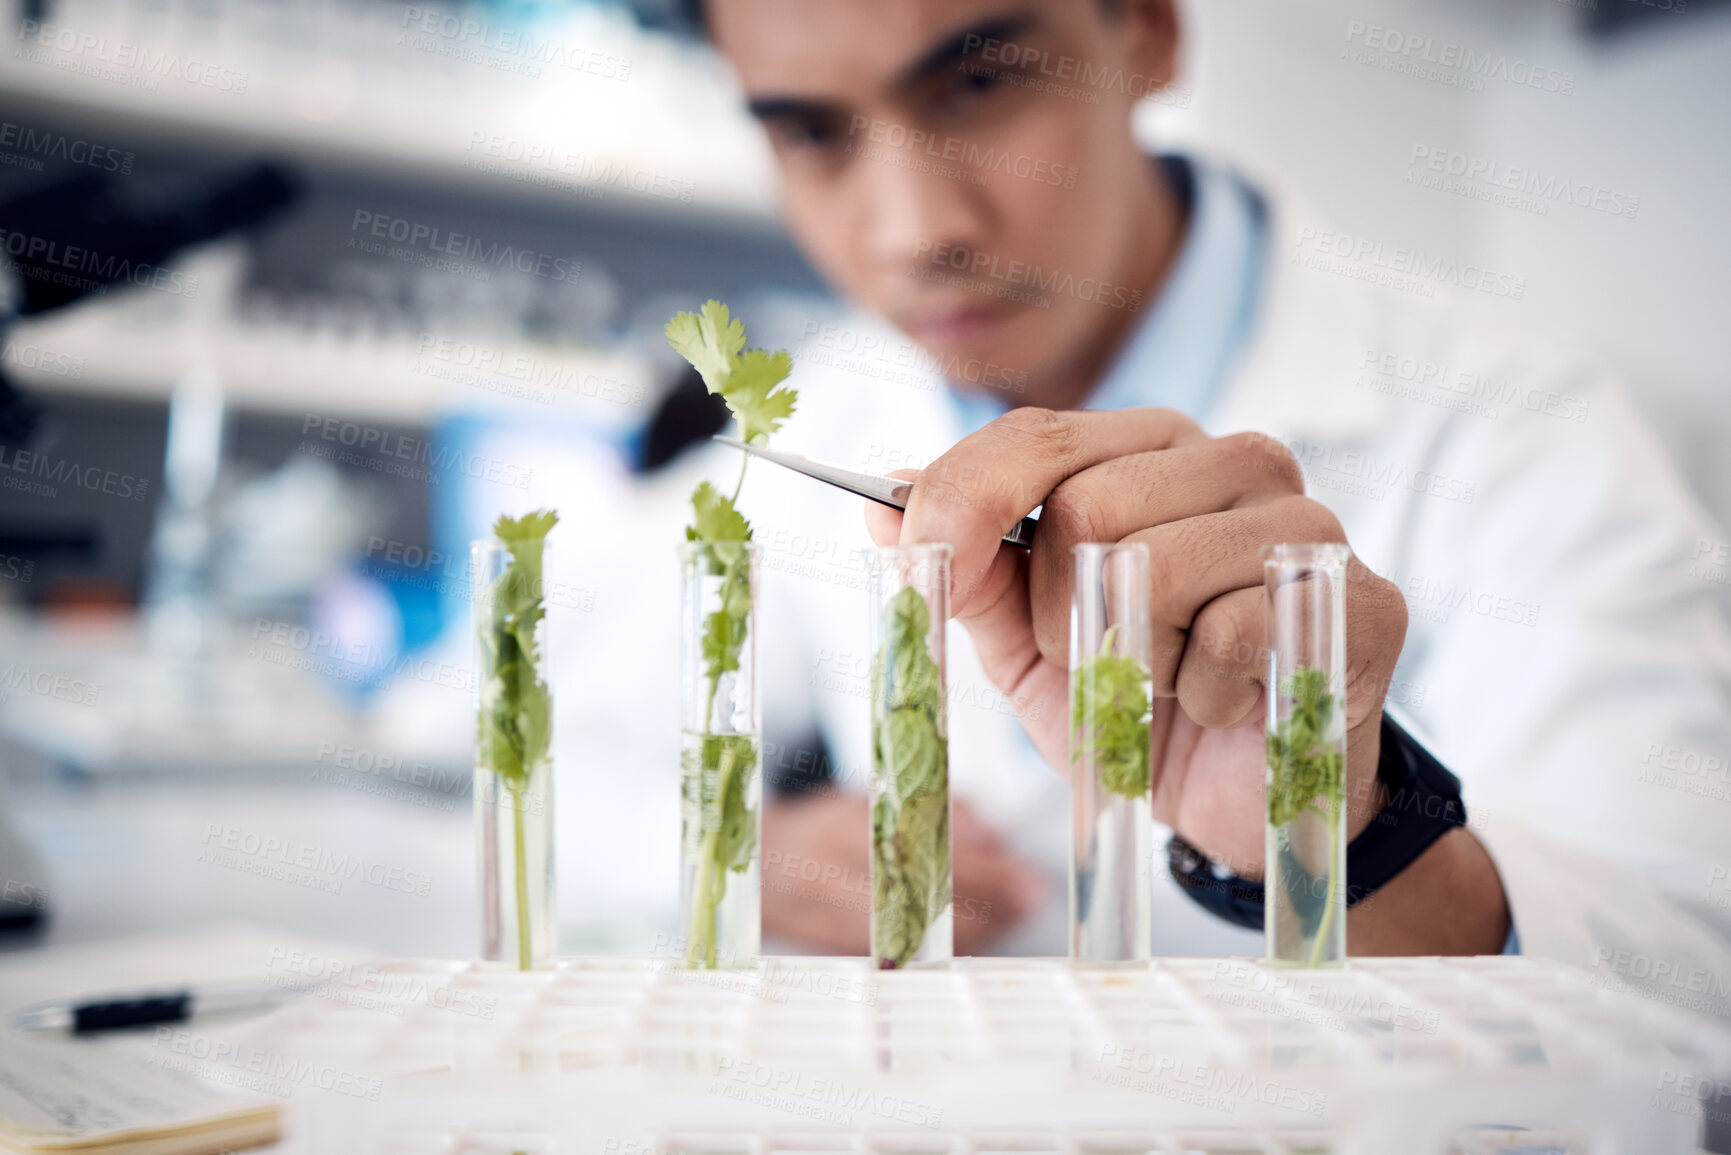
1263, 542, 1349, 968
666, 300, 796, 969
1267, 667, 1346, 965
475, 510, 557, 971
869, 551, 953, 970
1071, 625, 1152, 800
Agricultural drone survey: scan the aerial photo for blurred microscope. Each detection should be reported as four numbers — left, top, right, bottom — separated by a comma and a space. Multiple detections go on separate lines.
0, 160, 300, 930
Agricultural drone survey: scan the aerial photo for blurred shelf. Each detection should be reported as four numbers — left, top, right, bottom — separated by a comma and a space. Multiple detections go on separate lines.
0, 0, 778, 225
2, 289, 660, 428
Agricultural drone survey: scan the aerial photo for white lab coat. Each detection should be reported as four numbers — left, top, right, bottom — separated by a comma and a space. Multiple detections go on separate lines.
742, 168, 1731, 1008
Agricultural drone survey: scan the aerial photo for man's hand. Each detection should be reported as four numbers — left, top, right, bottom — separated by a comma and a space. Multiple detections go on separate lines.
865, 407, 1509, 955
762, 793, 1046, 955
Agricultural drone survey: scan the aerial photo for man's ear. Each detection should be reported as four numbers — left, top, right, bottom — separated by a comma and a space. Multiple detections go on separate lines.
1119, 0, 1181, 95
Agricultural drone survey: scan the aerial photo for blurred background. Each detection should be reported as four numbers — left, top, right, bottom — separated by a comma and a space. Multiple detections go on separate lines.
0, 0, 1726, 964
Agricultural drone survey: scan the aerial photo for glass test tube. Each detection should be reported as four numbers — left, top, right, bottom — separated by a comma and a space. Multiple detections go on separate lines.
678, 541, 763, 970
866, 543, 954, 970
1263, 543, 1350, 967
1069, 542, 1153, 962
473, 537, 557, 971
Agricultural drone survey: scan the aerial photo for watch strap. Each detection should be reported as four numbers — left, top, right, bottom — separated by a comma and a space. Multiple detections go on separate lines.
1167, 712, 1467, 930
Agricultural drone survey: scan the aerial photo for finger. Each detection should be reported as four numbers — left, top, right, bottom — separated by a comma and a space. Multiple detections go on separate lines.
1340, 555, 1409, 728
1027, 434, 1305, 622
901, 407, 1205, 615
864, 502, 903, 547
863, 467, 918, 546
1035, 432, 1305, 553
1176, 586, 1266, 730
1025, 434, 1305, 662
946, 544, 1072, 769
1113, 495, 1349, 692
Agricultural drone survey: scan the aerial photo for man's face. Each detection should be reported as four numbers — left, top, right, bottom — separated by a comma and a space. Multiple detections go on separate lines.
709, 0, 1177, 394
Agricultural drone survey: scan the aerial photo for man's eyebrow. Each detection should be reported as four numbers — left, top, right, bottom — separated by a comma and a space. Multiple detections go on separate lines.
742, 10, 1040, 123
895, 11, 1040, 90
745, 96, 839, 123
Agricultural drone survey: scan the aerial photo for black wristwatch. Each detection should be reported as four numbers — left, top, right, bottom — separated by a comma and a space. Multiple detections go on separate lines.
1169, 712, 1466, 930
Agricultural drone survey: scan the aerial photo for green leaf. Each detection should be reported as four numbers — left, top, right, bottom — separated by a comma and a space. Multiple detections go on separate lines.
475, 510, 557, 794
664, 299, 745, 396
870, 586, 950, 969
1070, 626, 1152, 800
665, 301, 798, 447
1266, 667, 1344, 828
686, 482, 751, 546
724, 348, 797, 445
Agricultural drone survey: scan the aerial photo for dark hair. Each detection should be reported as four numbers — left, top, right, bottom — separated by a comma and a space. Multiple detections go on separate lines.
681, 0, 1123, 36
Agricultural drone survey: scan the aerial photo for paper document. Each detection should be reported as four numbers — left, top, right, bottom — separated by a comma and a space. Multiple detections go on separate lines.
0, 1037, 278, 1154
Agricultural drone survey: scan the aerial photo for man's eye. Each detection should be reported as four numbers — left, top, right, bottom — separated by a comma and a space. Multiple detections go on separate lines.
773, 118, 843, 152
958, 66, 1002, 96
935, 60, 1012, 116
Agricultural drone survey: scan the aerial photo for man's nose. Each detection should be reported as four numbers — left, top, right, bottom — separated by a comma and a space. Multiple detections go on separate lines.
858, 143, 993, 274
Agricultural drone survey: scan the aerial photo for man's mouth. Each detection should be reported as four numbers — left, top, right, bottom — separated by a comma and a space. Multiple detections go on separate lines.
902, 302, 1014, 350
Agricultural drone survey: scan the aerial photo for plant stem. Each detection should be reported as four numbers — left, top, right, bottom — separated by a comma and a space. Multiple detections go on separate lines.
687, 829, 719, 967
511, 779, 532, 970
1306, 795, 1342, 968
729, 456, 748, 504
687, 669, 724, 969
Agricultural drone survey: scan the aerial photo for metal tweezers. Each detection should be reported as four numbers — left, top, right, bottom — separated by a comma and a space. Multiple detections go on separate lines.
713, 436, 1038, 550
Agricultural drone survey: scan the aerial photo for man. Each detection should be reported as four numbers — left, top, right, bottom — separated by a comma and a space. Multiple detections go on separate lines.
686, 0, 1731, 976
